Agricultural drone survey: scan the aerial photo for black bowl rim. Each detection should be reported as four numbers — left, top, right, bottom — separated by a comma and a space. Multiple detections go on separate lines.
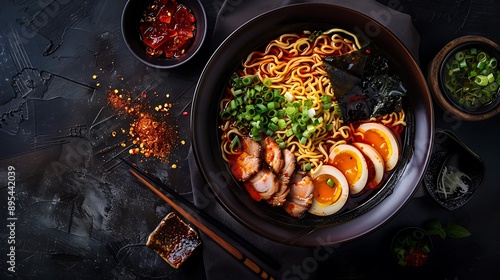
191, 3, 434, 246
121, 0, 207, 69
438, 41, 500, 115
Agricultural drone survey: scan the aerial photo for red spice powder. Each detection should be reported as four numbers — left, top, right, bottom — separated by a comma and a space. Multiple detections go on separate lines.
107, 89, 178, 161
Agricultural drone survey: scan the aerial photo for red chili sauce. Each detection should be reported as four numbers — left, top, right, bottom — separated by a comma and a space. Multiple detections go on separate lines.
139, 0, 196, 58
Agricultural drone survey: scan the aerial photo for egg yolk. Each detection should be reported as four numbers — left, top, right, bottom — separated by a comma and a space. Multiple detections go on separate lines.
332, 151, 361, 185
363, 130, 392, 162
313, 174, 342, 205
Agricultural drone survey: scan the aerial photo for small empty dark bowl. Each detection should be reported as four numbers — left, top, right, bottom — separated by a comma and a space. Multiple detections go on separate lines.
423, 130, 485, 210
121, 0, 207, 69
428, 36, 500, 121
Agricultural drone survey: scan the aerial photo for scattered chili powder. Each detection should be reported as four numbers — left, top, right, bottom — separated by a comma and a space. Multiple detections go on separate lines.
131, 112, 173, 158
108, 91, 129, 114
107, 89, 178, 161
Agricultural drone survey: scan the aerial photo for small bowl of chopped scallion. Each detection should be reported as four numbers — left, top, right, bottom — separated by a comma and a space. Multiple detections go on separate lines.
428, 36, 500, 121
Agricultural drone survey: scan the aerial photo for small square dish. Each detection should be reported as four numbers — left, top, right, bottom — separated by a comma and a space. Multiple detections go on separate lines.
423, 130, 485, 210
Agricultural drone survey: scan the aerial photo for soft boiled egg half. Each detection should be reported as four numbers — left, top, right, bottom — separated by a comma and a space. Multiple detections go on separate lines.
356, 123, 400, 171
353, 142, 385, 189
328, 144, 369, 195
309, 165, 349, 216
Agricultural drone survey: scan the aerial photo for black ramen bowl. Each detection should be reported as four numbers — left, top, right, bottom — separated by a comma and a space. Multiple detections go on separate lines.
121, 0, 207, 69
423, 130, 485, 210
428, 36, 500, 121
191, 3, 434, 246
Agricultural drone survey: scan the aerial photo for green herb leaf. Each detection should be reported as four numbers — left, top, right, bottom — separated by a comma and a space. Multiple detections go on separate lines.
425, 220, 446, 239
445, 224, 471, 238
425, 220, 442, 231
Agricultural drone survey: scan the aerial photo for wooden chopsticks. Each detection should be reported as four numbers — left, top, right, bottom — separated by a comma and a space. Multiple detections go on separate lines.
127, 167, 277, 280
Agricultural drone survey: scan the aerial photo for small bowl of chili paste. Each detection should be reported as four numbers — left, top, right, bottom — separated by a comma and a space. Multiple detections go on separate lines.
121, 0, 207, 69
428, 36, 500, 120
391, 227, 433, 268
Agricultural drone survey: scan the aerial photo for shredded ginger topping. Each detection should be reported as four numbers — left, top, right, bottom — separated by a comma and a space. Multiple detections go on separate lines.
437, 166, 471, 199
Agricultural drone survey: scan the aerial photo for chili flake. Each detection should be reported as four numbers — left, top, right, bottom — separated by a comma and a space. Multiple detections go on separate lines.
107, 89, 178, 161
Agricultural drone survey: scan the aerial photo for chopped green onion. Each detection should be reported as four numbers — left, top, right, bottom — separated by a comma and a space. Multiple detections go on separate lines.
480, 68, 490, 75
285, 106, 298, 116
242, 76, 252, 86
477, 60, 486, 70
268, 109, 278, 118
268, 122, 278, 132
327, 178, 335, 188
256, 103, 267, 113
422, 245, 431, 254
229, 136, 241, 153
444, 47, 500, 109
230, 99, 237, 109
263, 78, 272, 87
477, 51, 488, 62
304, 162, 311, 171
487, 73, 495, 83
474, 75, 489, 86
308, 30, 323, 42
455, 51, 465, 61
232, 88, 243, 96
267, 102, 277, 110
277, 119, 287, 129
489, 57, 498, 69
297, 118, 307, 129
488, 82, 498, 92
276, 138, 286, 149
320, 95, 332, 103
221, 71, 343, 146
233, 78, 243, 88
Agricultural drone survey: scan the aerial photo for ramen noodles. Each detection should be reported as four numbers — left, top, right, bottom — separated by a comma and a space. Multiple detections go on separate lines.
218, 28, 407, 217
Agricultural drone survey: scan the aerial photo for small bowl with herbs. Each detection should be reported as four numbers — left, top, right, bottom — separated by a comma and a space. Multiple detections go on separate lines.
391, 227, 432, 268
391, 220, 471, 268
428, 36, 500, 120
